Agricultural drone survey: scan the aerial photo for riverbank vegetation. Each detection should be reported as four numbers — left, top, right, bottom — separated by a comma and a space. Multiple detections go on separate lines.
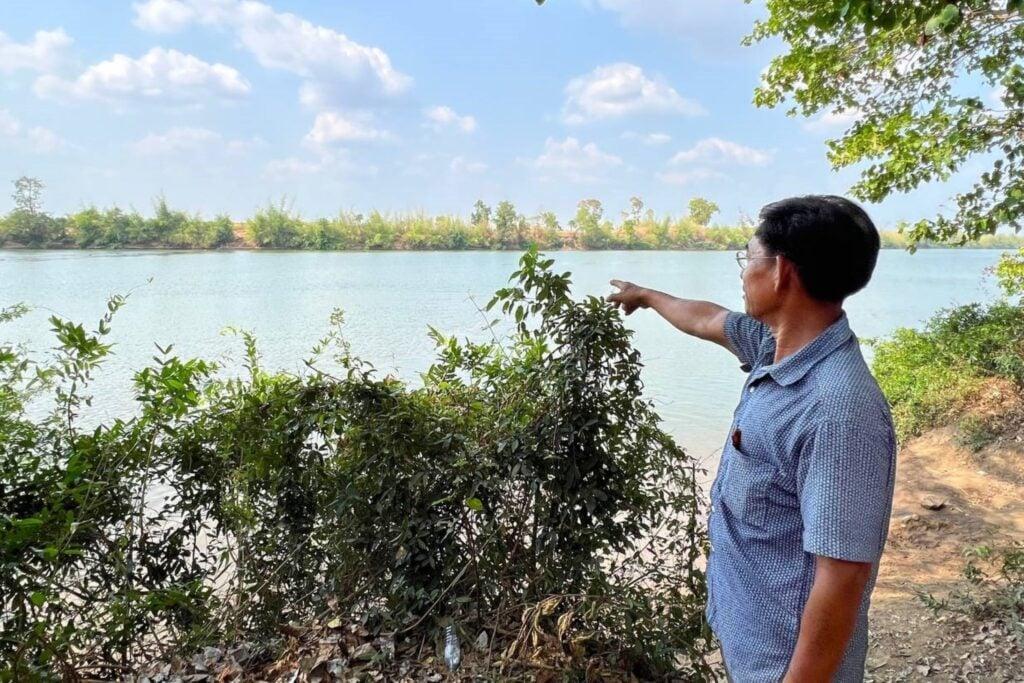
2, 177, 1022, 252
871, 257, 1024, 447
872, 299, 1024, 445
0, 250, 715, 680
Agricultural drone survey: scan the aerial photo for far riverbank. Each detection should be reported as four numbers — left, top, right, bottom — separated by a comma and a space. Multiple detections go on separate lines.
5, 197, 1023, 252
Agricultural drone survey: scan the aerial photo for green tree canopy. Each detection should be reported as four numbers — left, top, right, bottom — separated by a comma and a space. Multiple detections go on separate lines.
470, 199, 491, 226
4, 176, 62, 246
688, 197, 720, 226
494, 199, 524, 247
12, 176, 44, 215
748, 1, 1024, 246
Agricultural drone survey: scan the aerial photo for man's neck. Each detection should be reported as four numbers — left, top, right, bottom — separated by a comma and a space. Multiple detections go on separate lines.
765, 303, 844, 365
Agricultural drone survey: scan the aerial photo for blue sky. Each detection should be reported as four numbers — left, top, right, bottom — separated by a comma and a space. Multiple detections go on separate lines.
0, 0, 981, 228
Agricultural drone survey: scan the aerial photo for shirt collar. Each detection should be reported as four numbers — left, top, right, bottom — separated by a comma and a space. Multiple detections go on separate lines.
752, 313, 854, 387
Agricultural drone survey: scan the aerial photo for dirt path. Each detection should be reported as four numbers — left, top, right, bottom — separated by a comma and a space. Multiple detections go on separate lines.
867, 428, 1024, 682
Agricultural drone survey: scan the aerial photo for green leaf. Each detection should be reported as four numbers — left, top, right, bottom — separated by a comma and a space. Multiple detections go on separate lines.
30, 591, 47, 607
924, 4, 959, 35
465, 497, 484, 512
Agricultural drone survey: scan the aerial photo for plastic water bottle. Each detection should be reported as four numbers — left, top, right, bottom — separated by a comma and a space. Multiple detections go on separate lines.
444, 624, 461, 671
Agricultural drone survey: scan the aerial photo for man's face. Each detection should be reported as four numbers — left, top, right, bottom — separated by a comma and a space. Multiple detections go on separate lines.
740, 236, 779, 318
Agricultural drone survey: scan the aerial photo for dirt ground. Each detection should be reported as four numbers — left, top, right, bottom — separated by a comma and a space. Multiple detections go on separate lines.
865, 426, 1024, 682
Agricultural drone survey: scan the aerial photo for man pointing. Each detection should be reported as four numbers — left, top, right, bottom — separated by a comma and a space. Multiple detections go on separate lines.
607, 195, 896, 682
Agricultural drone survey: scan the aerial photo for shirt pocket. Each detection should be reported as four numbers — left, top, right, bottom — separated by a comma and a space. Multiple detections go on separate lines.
719, 440, 778, 528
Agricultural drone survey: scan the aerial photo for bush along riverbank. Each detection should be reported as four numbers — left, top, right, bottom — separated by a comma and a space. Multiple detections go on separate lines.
0, 249, 716, 681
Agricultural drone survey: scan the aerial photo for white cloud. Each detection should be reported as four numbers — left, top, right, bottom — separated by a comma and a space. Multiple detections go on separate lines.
34, 47, 250, 104
303, 111, 393, 147
134, 126, 219, 154
133, 126, 261, 155
132, 0, 411, 107
622, 130, 671, 146
401, 153, 487, 177
0, 28, 72, 74
656, 168, 727, 186
264, 156, 329, 178
0, 108, 68, 153
450, 156, 487, 174
802, 108, 862, 134
424, 105, 477, 133
669, 137, 771, 166
263, 150, 378, 179
132, 0, 199, 32
530, 136, 622, 183
563, 62, 704, 124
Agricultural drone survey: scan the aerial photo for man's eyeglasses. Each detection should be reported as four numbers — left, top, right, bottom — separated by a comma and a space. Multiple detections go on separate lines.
735, 251, 778, 271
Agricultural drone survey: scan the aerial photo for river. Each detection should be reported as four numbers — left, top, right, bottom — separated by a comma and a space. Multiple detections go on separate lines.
0, 248, 1007, 478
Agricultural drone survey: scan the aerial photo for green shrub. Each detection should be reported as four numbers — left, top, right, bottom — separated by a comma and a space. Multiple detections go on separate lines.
363, 210, 398, 249
1, 210, 64, 246
872, 300, 1024, 441
927, 302, 1024, 385
61, 203, 232, 249
66, 207, 108, 247
0, 250, 713, 679
247, 201, 302, 248
996, 247, 1024, 297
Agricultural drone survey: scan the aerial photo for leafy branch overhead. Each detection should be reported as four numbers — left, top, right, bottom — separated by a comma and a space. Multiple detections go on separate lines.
748, 1, 1024, 246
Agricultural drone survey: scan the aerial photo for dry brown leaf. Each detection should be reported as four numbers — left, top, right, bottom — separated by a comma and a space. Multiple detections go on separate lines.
539, 596, 561, 616
556, 610, 574, 640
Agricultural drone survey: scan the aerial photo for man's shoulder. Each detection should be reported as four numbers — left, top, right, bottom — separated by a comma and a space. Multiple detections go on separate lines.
808, 343, 892, 429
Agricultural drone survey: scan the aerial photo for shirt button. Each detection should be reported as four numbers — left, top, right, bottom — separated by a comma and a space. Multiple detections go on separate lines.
748, 386, 755, 393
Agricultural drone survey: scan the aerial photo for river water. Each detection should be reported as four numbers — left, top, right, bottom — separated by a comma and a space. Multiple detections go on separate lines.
0, 248, 1007, 477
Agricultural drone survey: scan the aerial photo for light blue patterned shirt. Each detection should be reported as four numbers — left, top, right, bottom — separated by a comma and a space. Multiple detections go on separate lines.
706, 311, 897, 682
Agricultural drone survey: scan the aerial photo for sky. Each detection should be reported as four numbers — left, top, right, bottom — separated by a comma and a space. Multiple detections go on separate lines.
0, 0, 985, 228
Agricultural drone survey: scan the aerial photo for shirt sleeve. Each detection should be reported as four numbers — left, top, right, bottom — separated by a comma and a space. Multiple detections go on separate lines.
723, 311, 770, 370
797, 418, 896, 563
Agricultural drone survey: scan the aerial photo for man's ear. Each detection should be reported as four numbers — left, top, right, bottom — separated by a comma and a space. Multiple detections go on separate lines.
773, 256, 794, 295
774, 255, 806, 296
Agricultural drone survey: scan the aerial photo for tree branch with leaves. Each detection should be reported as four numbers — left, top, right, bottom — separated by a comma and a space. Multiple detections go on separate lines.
747, 1, 1024, 293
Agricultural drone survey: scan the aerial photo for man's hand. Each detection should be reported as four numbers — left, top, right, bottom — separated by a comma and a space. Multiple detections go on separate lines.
606, 280, 649, 315
606, 282, 732, 350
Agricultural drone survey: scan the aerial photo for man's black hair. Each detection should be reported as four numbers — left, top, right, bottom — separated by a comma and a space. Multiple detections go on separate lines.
754, 195, 880, 303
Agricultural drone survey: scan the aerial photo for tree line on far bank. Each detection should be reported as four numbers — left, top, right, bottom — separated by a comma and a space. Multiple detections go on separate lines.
2, 177, 1022, 252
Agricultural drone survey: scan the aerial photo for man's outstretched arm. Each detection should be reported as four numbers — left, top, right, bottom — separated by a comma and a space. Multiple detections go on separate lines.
606, 280, 732, 350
